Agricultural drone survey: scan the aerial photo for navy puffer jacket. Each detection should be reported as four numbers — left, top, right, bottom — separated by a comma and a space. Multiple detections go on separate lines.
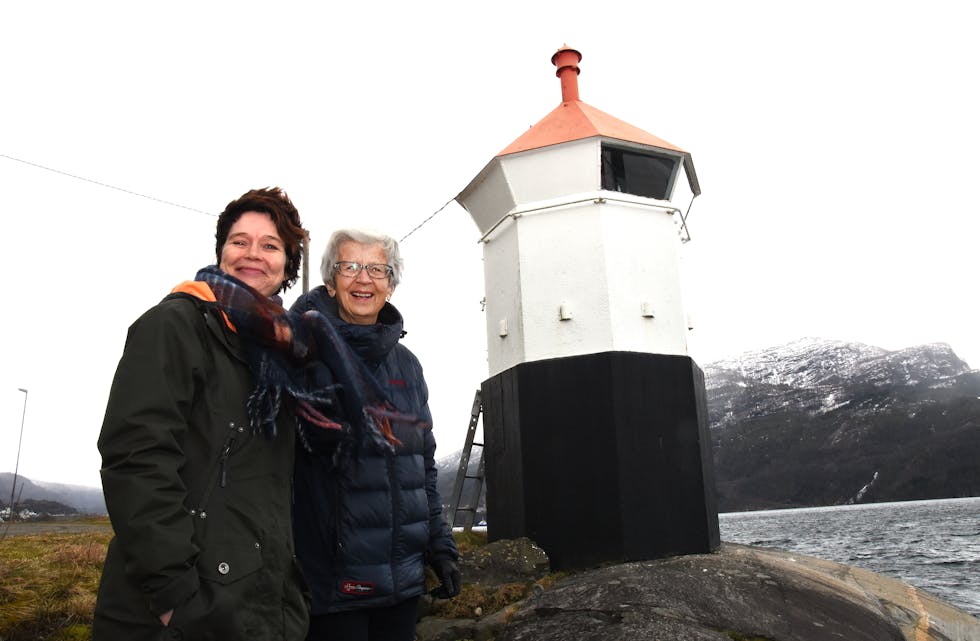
290, 287, 457, 613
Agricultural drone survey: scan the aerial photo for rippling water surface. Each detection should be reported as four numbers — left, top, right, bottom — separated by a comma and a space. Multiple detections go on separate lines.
719, 496, 980, 617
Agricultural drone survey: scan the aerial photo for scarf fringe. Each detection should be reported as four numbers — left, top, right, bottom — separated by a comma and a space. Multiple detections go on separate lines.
246, 385, 282, 440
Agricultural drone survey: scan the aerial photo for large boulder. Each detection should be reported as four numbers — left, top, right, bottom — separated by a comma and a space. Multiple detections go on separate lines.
417, 541, 980, 641
498, 544, 905, 641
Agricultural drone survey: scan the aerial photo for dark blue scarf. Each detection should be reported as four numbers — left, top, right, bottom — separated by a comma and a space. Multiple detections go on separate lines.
193, 265, 406, 451
299, 286, 405, 369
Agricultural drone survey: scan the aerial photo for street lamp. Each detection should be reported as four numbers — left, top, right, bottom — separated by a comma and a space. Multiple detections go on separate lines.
6, 388, 28, 522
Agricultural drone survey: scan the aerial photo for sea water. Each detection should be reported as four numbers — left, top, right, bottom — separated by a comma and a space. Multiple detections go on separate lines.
720, 496, 980, 617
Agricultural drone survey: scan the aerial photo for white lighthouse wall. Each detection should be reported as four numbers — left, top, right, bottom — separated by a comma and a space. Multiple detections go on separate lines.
598, 202, 689, 355
460, 161, 517, 235
459, 139, 600, 237
482, 198, 689, 377
516, 206, 614, 367
500, 139, 599, 204
482, 222, 526, 373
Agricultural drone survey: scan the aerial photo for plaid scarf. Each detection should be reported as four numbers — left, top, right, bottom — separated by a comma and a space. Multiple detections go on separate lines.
188, 265, 405, 451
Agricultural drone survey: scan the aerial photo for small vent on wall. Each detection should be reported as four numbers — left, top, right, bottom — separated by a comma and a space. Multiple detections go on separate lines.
559, 302, 573, 321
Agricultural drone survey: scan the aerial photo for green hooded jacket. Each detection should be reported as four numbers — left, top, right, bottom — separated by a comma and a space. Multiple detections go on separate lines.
93, 292, 308, 640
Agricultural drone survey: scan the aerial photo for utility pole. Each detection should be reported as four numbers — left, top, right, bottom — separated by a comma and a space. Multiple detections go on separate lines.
302, 237, 310, 293
6, 388, 28, 522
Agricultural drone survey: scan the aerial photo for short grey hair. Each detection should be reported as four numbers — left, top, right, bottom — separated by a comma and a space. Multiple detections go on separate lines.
319, 228, 404, 289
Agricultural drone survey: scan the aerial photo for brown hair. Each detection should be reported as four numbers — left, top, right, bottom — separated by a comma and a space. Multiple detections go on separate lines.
215, 187, 308, 293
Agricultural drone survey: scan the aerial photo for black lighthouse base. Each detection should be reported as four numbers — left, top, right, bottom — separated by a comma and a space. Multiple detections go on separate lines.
480, 351, 720, 572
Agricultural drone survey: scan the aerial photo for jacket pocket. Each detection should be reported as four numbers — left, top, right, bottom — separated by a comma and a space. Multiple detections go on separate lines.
165, 543, 265, 639
197, 542, 264, 585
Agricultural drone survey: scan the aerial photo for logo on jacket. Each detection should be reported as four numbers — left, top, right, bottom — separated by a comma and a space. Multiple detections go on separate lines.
388, 378, 406, 387
341, 580, 376, 595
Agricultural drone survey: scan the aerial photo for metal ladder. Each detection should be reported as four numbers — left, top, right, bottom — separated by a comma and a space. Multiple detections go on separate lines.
444, 389, 485, 530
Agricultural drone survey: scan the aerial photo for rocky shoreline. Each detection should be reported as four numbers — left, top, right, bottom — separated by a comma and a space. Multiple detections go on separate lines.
416, 538, 979, 641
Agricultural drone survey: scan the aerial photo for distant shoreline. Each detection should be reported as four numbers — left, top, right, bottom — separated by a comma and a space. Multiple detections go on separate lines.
1, 517, 112, 538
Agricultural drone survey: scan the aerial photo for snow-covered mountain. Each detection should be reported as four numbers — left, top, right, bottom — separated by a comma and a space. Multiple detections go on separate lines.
436, 338, 980, 516
705, 339, 980, 511
704, 339, 974, 431
706, 337, 970, 392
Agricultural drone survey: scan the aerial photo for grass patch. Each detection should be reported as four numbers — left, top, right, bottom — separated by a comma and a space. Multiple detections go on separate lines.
0, 523, 558, 639
427, 530, 567, 621
0, 524, 111, 641
453, 528, 489, 554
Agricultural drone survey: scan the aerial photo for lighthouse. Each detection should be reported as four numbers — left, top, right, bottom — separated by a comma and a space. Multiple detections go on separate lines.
456, 46, 719, 571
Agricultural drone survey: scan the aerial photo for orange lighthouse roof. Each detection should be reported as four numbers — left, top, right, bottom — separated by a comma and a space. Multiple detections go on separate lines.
499, 46, 694, 180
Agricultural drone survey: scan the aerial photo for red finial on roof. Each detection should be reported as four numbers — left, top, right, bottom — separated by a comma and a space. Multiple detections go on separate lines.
551, 45, 582, 103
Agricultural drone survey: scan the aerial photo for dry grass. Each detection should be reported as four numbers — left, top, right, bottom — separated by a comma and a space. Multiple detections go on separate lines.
425, 576, 566, 621
426, 529, 566, 621
0, 518, 111, 641
453, 528, 489, 553
0, 523, 549, 639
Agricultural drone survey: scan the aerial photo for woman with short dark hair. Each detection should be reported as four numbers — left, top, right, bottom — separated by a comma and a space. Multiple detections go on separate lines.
93, 187, 313, 640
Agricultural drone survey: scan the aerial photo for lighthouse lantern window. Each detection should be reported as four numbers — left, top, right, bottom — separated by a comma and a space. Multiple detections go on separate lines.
601, 144, 679, 201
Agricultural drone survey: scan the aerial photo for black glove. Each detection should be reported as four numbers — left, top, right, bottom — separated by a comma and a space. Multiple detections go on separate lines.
430, 558, 461, 599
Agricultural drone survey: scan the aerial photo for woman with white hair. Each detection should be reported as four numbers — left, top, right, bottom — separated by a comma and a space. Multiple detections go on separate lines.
290, 228, 460, 641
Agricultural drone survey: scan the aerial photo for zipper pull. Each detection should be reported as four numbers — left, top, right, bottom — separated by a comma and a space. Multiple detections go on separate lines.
220, 455, 229, 488
219, 424, 237, 488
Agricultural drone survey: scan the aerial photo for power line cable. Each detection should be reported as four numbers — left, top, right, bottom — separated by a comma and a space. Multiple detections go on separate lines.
0, 153, 215, 216
400, 196, 456, 243
3, 151, 461, 239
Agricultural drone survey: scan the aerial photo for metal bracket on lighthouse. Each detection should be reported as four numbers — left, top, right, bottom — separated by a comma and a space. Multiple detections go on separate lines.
478, 193, 682, 244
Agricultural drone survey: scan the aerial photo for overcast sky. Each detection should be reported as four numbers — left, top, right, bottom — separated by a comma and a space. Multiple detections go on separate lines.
3, 1, 978, 489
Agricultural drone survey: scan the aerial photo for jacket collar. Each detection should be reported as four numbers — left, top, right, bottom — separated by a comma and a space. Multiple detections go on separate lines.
310, 287, 404, 367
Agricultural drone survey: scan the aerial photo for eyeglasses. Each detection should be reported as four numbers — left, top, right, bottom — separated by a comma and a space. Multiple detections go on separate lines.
333, 261, 393, 280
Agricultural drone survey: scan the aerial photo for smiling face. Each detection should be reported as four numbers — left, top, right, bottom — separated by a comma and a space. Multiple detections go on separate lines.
218, 211, 287, 297
328, 240, 393, 325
